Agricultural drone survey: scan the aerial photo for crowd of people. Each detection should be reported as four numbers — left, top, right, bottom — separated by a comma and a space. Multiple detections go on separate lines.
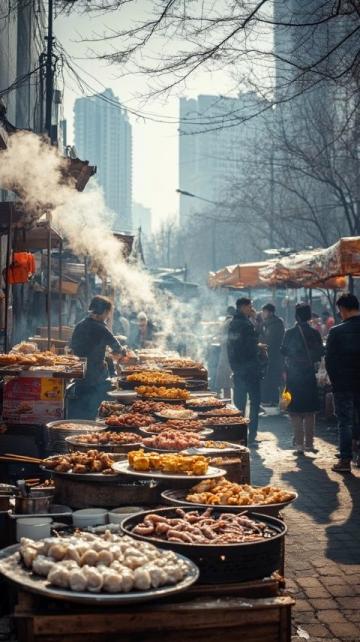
224, 293, 360, 473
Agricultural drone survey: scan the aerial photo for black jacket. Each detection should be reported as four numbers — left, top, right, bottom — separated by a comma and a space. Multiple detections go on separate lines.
325, 316, 360, 392
227, 312, 260, 377
281, 322, 324, 367
71, 317, 123, 386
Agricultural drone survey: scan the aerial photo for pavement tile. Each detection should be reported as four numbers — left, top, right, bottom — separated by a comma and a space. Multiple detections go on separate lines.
326, 585, 357, 597
302, 623, 331, 637
317, 610, 348, 624
304, 587, 332, 599
295, 599, 314, 611
337, 597, 360, 609
327, 622, 360, 638
309, 598, 340, 610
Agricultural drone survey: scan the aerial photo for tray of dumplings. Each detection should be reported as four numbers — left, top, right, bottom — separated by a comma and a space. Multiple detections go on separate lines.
0, 531, 199, 604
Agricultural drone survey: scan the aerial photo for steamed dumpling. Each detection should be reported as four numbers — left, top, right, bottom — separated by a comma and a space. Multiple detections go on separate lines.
102, 569, 123, 593
47, 565, 70, 589
32, 555, 55, 577
69, 568, 87, 592
133, 567, 151, 591
82, 565, 103, 593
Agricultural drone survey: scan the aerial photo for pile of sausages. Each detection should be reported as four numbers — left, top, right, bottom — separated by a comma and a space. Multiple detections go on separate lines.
131, 508, 275, 545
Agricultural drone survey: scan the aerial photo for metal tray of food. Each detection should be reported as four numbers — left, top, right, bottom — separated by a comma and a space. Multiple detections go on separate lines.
46, 420, 105, 432
0, 546, 199, 605
161, 488, 298, 515
154, 411, 198, 422
139, 427, 214, 438
65, 436, 142, 453
183, 442, 247, 455
112, 461, 226, 481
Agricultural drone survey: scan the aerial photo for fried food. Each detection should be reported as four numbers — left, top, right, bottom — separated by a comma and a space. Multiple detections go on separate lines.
142, 430, 201, 451
126, 371, 185, 386
105, 413, 155, 428
70, 431, 140, 446
186, 397, 225, 409
43, 450, 116, 475
157, 408, 197, 420
186, 478, 296, 506
142, 420, 205, 434
0, 351, 82, 372
132, 508, 277, 544
128, 449, 208, 475
136, 386, 190, 400
130, 400, 183, 414
202, 416, 249, 426
98, 401, 126, 418
200, 407, 241, 417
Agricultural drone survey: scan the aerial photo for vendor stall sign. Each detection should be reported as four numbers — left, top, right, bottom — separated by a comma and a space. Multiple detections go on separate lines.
3, 377, 65, 424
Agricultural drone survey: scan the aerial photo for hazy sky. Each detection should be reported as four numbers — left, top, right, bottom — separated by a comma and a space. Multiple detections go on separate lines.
54, 4, 249, 231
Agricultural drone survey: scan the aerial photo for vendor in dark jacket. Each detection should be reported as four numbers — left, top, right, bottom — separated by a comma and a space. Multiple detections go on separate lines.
70, 295, 126, 420
227, 297, 263, 446
325, 293, 360, 473
260, 303, 285, 406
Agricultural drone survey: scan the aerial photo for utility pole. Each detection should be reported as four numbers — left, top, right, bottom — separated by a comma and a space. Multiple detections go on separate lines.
45, 0, 54, 142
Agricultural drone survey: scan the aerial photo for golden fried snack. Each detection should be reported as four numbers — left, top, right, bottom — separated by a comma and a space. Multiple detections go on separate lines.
127, 371, 185, 386
186, 478, 296, 505
135, 386, 190, 400
127, 449, 208, 475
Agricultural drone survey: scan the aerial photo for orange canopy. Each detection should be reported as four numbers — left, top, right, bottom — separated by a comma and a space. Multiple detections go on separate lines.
208, 261, 269, 289
259, 237, 360, 288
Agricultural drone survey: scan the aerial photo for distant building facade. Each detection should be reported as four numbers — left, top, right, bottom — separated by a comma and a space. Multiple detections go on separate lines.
74, 88, 132, 231
132, 202, 152, 237
178, 92, 271, 228
0, 0, 46, 132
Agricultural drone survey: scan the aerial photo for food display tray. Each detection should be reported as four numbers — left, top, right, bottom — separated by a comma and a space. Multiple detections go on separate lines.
137, 396, 187, 404
111, 461, 226, 481
121, 507, 286, 584
118, 379, 187, 390
183, 442, 247, 455
161, 488, 298, 517
0, 546, 199, 605
139, 427, 214, 438
65, 436, 142, 454
154, 411, 198, 422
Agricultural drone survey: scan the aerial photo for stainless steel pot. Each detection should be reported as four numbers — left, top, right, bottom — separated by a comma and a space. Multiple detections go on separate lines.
15, 495, 53, 514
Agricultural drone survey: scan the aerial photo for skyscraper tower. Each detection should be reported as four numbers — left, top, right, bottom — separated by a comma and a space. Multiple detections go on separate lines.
74, 88, 132, 231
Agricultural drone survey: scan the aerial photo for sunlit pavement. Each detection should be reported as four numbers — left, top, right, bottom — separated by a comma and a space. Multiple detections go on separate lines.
253, 414, 360, 642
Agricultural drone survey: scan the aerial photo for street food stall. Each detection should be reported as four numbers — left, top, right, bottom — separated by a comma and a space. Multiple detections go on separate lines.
0, 345, 297, 642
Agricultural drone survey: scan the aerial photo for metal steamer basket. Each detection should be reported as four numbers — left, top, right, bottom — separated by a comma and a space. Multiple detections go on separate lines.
121, 507, 287, 585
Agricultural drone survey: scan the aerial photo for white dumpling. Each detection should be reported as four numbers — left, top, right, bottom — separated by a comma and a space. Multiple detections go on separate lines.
97, 550, 113, 566
133, 567, 151, 591
47, 565, 70, 589
162, 564, 184, 584
124, 555, 148, 570
82, 565, 103, 593
102, 569, 123, 593
32, 555, 55, 577
64, 545, 82, 565
146, 565, 168, 588
80, 550, 99, 567
69, 568, 87, 592
120, 568, 134, 593
21, 547, 38, 569
48, 543, 67, 561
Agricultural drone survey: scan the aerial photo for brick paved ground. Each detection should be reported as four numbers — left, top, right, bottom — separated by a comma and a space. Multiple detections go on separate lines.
252, 413, 360, 642
0, 414, 359, 642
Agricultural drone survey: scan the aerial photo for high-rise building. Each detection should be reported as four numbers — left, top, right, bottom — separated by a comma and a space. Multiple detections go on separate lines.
179, 92, 271, 228
0, 0, 46, 132
132, 202, 152, 237
74, 89, 132, 231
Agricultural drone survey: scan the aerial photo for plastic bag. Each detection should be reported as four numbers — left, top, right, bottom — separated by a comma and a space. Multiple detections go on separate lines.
280, 389, 292, 412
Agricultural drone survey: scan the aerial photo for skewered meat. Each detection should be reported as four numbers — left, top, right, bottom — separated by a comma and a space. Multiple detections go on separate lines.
132, 509, 276, 544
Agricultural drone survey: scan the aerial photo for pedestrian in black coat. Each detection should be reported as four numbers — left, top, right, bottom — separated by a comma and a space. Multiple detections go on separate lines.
281, 303, 324, 454
228, 297, 265, 446
260, 303, 285, 406
325, 293, 360, 473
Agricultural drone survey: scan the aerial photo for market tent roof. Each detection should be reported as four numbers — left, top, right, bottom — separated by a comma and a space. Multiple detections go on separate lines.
259, 237, 360, 287
209, 259, 347, 290
208, 261, 273, 289
13, 221, 62, 250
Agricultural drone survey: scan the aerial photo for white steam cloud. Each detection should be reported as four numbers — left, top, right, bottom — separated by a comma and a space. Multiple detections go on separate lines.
0, 131, 156, 310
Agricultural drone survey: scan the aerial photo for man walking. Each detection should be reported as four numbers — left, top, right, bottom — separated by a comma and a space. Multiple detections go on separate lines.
325, 293, 360, 473
228, 297, 263, 447
260, 303, 285, 406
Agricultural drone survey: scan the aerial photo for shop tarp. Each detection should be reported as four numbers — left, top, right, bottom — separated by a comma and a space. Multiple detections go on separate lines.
259, 237, 360, 287
208, 261, 270, 289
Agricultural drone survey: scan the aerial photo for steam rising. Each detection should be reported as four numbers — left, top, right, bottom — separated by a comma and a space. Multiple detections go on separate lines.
0, 131, 156, 309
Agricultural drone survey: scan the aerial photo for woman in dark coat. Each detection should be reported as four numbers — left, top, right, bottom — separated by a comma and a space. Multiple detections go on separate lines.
281, 303, 324, 454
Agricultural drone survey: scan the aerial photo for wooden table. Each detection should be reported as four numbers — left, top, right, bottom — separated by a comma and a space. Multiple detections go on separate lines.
13, 578, 294, 642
